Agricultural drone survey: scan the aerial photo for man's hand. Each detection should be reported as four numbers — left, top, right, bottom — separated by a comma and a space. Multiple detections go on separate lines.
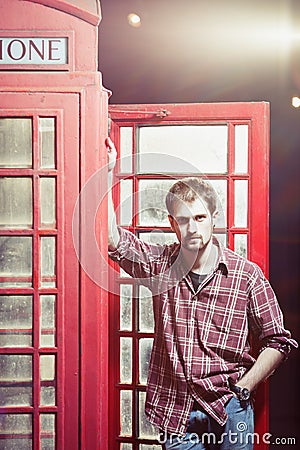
106, 137, 117, 173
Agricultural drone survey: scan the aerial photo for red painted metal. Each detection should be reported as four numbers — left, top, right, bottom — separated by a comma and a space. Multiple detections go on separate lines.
109, 102, 270, 450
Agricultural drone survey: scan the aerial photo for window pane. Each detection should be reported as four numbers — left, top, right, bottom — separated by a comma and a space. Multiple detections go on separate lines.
40, 355, 56, 406
0, 355, 32, 406
139, 338, 153, 385
39, 118, 55, 169
209, 179, 227, 228
0, 414, 32, 449
120, 126, 133, 173
40, 414, 56, 450
140, 445, 162, 450
0, 178, 32, 228
234, 125, 248, 173
139, 231, 177, 246
138, 179, 174, 226
138, 392, 158, 439
119, 179, 133, 226
120, 337, 132, 384
120, 390, 132, 436
139, 286, 154, 333
138, 125, 228, 174
121, 444, 133, 450
234, 180, 248, 227
215, 233, 227, 248
0, 236, 32, 287
40, 178, 56, 228
40, 295, 56, 347
0, 118, 32, 168
0, 296, 32, 347
234, 234, 248, 258
120, 285, 132, 331
40, 236, 56, 287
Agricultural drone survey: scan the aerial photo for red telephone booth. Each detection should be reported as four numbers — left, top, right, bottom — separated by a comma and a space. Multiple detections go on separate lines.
0, 1, 109, 448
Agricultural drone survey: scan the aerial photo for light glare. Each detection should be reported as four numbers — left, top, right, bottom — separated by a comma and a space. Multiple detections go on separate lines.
292, 97, 300, 108
128, 13, 141, 28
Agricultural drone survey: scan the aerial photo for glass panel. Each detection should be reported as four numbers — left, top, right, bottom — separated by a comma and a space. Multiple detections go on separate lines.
40, 295, 56, 347
138, 125, 228, 174
209, 179, 227, 228
120, 285, 132, 331
40, 236, 56, 287
0, 414, 32, 449
0, 355, 32, 406
139, 338, 153, 385
120, 390, 132, 436
140, 446, 162, 450
138, 391, 158, 439
121, 444, 133, 450
0, 118, 32, 168
0, 296, 32, 347
138, 179, 174, 226
40, 178, 56, 228
120, 268, 131, 278
40, 414, 55, 450
234, 234, 248, 258
139, 286, 154, 333
119, 179, 133, 226
139, 231, 177, 246
40, 355, 56, 406
120, 126, 133, 173
235, 125, 248, 173
234, 180, 248, 228
0, 178, 32, 228
120, 337, 132, 384
215, 233, 227, 248
39, 118, 55, 169
0, 236, 32, 287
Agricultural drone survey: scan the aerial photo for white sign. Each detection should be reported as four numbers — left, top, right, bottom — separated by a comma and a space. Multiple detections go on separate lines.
0, 37, 68, 65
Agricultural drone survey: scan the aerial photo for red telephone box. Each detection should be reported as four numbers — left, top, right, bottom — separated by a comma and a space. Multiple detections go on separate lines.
0, 1, 109, 448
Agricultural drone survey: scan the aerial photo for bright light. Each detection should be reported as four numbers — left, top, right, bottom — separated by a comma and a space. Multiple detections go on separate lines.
127, 13, 141, 28
292, 97, 300, 108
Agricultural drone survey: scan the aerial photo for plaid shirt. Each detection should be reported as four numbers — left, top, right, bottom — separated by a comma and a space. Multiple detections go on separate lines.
109, 228, 297, 435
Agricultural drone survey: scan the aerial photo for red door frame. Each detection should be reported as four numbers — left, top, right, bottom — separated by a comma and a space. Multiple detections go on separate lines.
108, 101, 270, 450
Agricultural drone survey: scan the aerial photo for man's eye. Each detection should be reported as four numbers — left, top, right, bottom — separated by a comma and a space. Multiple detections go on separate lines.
176, 217, 188, 225
195, 215, 206, 221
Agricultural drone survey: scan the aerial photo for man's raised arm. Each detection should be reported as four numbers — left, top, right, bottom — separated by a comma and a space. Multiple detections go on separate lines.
106, 137, 120, 251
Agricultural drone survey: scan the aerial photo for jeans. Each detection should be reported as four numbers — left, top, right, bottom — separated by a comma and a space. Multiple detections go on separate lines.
162, 397, 254, 450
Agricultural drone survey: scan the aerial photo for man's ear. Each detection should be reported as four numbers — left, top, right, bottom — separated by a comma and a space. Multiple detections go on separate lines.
168, 215, 176, 231
212, 210, 219, 227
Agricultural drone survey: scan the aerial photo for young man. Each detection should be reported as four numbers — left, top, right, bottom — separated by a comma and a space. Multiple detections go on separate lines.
106, 138, 297, 450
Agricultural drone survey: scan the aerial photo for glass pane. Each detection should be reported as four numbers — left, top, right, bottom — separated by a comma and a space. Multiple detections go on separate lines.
120, 390, 132, 436
209, 179, 227, 228
119, 179, 133, 226
39, 118, 55, 169
234, 234, 248, 258
0, 296, 32, 347
140, 446, 162, 450
120, 126, 133, 173
40, 414, 55, 450
138, 391, 158, 439
235, 125, 248, 173
215, 233, 227, 248
40, 178, 56, 228
121, 444, 133, 450
0, 355, 32, 406
40, 295, 56, 347
0, 414, 32, 449
40, 355, 56, 406
40, 236, 56, 287
234, 180, 248, 227
139, 231, 177, 246
139, 286, 154, 333
120, 337, 132, 384
120, 285, 132, 331
0, 118, 32, 168
0, 236, 32, 287
138, 179, 174, 226
139, 338, 153, 385
138, 125, 228, 174
0, 178, 32, 228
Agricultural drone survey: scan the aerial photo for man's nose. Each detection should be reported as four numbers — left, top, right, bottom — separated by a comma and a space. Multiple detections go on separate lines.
187, 217, 198, 233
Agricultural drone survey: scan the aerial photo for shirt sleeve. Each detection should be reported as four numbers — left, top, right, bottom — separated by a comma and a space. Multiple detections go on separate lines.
108, 227, 169, 288
247, 264, 298, 360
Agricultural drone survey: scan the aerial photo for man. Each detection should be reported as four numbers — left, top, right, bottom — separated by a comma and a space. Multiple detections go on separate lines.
106, 137, 297, 450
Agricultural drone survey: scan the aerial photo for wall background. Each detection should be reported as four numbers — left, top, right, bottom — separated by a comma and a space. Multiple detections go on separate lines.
99, 1, 300, 447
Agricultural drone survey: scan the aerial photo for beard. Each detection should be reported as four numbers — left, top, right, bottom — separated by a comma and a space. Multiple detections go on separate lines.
181, 235, 206, 251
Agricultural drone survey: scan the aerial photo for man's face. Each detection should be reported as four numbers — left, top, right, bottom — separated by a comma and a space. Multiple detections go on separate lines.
168, 198, 216, 252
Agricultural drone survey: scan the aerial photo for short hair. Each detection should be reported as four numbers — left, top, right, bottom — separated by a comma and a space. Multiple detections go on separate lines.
165, 177, 218, 216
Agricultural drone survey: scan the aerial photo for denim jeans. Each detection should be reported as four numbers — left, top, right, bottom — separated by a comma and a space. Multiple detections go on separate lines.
162, 397, 254, 450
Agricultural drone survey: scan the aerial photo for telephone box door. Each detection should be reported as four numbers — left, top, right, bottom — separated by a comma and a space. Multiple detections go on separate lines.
108, 101, 270, 450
